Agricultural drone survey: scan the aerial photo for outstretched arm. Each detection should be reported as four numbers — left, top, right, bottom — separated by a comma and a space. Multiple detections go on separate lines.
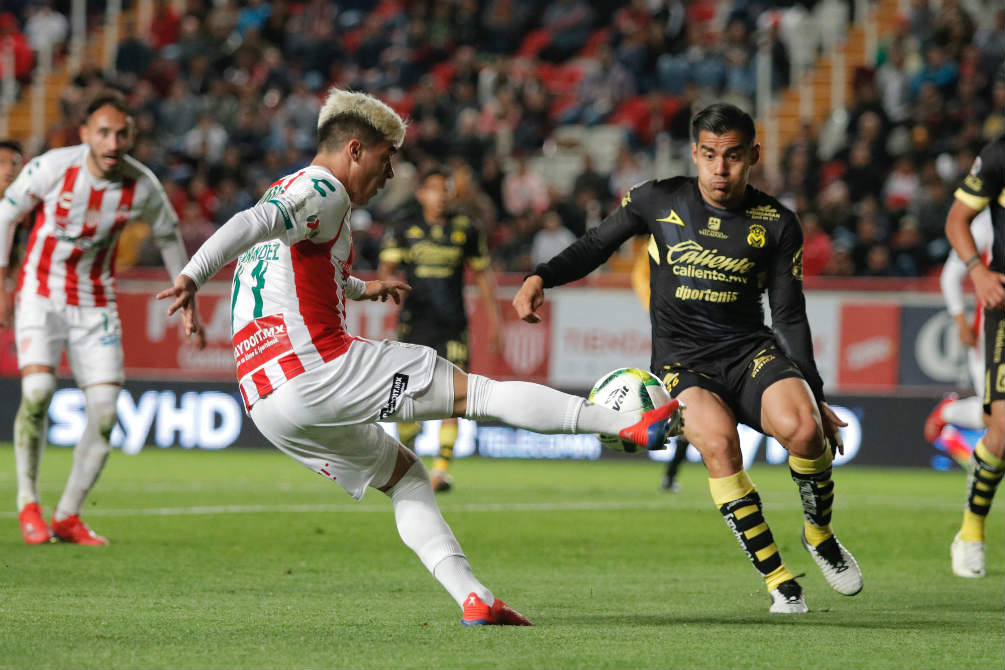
946, 199, 1005, 310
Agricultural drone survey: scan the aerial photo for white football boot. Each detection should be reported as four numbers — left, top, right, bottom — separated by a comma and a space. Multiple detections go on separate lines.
769, 579, 809, 614
801, 530, 863, 596
951, 532, 986, 578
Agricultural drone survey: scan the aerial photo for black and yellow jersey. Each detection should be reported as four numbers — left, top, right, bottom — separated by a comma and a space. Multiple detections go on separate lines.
532, 176, 824, 400
379, 213, 489, 332
954, 135, 1005, 275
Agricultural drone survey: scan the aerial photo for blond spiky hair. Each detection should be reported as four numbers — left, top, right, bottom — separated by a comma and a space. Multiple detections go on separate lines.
317, 88, 407, 148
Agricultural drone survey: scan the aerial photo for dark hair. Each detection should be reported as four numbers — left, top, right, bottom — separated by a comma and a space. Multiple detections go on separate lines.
419, 164, 449, 184
691, 103, 756, 146
0, 139, 22, 155
85, 90, 131, 121
317, 113, 386, 152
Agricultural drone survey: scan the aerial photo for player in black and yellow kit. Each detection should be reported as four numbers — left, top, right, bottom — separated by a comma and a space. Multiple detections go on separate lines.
515, 103, 863, 613
945, 135, 1005, 578
379, 167, 502, 492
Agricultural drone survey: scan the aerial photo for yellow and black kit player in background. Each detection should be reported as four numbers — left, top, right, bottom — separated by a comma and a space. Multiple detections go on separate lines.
515, 103, 863, 613
945, 134, 1005, 578
379, 166, 502, 492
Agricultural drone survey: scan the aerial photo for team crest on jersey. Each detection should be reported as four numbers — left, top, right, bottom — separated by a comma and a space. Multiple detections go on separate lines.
621, 190, 632, 207
747, 224, 766, 248
406, 225, 424, 239
792, 248, 804, 280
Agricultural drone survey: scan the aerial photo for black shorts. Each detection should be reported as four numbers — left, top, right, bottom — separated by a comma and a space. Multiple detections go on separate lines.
399, 323, 470, 371
984, 309, 1005, 414
657, 335, 805, 433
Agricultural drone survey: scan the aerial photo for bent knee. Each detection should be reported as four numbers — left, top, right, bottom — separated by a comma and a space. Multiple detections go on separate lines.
770, 411, 821, 450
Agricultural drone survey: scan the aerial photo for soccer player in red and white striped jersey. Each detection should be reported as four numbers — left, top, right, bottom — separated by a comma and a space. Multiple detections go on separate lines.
158, 87, 680, 625
0, 90, 205, 545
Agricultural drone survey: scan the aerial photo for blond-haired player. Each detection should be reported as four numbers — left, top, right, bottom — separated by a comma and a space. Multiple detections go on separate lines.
159, 88, 681, 625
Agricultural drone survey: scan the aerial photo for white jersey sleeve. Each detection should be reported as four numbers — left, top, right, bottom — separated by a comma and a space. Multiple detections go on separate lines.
181, 203, 286, 288
263, 171, 351, 247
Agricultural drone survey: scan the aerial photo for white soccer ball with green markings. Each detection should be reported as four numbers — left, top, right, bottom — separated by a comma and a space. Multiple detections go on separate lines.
588, 368, 672, 453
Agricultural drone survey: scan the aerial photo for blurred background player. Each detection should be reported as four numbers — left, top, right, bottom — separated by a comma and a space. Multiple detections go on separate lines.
515, 103, 862, 613
0, 140, 23, 280
378, 165, 502, 492
631, 240, 687, 491
159, 87, 680, 626
924, 208, 993, 450
944, 135, 1005, 579
0, 90, 205, 546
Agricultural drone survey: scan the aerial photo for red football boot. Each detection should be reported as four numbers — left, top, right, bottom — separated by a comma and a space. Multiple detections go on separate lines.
18, 503, 50, 545
461, 592, 533, 626
924, 393, 958, 443
619, 398, 682, 450
51, 514, 108, 546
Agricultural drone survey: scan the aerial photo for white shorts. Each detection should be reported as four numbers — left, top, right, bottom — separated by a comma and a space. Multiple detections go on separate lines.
249, 338, 454, 500
14, 293, 124, 387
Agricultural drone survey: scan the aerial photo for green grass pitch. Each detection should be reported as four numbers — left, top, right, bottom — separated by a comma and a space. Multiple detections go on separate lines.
0, 445, 1001, 669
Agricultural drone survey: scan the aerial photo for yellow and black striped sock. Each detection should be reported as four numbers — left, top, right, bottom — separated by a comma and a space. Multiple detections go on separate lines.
396, 422, 421, 450
432, 421, 458, 473
960, 440, 1005, 542
789, 449, 835, 547
710, 470, 795, 591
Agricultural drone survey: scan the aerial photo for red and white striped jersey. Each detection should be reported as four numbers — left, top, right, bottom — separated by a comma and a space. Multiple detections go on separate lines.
0, 144, 179, 306
226, 166, 360, 410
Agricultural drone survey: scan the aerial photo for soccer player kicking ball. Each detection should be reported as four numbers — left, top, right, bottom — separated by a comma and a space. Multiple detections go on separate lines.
158, 88, 680, 626
944, 136, 1005, 579
515, 103, 863, 613
0, 91, 206, 546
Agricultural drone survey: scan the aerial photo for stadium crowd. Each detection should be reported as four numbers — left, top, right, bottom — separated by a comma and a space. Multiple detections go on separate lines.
1, 0, 1003, 278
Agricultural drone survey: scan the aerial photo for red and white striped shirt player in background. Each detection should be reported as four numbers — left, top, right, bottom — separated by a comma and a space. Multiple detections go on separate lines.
0, 90, 206, 546
158, 87, 682, 626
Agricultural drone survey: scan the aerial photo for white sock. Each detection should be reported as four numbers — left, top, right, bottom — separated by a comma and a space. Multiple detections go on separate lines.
941, 395, 986, 431
386, 460, 492, 607
55, 384, 119, 521
14, 372, 56, 511
465, 374, 640, 435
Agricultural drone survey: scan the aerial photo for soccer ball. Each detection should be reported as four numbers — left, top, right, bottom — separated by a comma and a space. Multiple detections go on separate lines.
588, 367, 672, 453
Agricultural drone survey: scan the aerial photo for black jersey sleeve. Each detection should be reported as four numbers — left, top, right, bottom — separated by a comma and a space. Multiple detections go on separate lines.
954, 138, 1005, 211
532, 184, 650, 288
767, 213, 826, 402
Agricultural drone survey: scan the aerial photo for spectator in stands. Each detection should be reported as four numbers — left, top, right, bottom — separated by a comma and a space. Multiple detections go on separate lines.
883, 156, 921, 215
889, 215, 928, 276
502, 152, 549, 217
844, 140, 884, 201
560, 44, 634, 127
531, 210, 576, 268
572, 153, 611, 205
183, 114, 229, 166
539, 0, 594, 63
910, 43, 959, 100
876, 40, 911, 127
0, 12, 34, 84
800, 211, 833, 278
115, 21, 155, 81
23, 1, 67, 59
